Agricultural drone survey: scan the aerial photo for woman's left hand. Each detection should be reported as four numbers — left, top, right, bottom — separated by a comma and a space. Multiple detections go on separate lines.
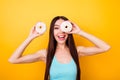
67, 21, 82, 34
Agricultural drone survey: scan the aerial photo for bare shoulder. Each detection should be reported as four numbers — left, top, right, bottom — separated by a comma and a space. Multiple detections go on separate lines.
77, 46, 85, 50
76, 46, 85, 56
36, 49, 47, 62
36, 49, 47, 57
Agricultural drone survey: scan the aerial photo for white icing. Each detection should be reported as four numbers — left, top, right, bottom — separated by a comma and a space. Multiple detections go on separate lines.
60, 21, 72, 32
35, 22, 46, 34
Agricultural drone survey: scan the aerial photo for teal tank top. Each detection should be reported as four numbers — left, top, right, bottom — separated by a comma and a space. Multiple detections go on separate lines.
50, 56, 77, 80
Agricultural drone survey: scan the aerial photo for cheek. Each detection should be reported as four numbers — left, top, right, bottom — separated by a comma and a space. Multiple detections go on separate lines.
54, 29, 59, 36
53, 30, 58, 39
53, 30, 56, 36
65, 34, 68, 39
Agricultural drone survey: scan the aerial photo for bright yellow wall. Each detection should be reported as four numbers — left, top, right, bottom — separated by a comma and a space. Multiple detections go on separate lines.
0, 0, 119, 80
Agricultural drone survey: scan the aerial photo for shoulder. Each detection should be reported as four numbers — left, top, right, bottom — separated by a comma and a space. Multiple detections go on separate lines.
76, 46, 86, 56
37, 49, 47, 56
36, 49, 47, 62
77, 46, 85, 52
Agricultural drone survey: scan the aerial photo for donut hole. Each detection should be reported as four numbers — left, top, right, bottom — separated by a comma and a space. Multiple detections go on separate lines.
39, 26, 42, 29
65, 26, 68, 28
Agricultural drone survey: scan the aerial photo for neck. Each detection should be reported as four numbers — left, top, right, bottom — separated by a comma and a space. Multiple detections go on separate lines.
56, 43, 67, 49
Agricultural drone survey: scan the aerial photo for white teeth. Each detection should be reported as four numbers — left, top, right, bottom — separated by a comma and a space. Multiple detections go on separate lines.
59, 36, 64, 37
58, 35, 65, 38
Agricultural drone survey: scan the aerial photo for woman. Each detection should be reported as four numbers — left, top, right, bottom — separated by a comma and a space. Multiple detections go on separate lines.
8, 16, 111, 80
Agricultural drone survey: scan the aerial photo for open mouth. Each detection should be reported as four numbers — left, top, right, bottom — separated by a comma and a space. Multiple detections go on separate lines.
58, 35, 66, 40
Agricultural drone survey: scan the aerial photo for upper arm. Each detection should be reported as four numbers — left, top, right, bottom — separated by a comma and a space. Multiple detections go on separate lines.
77, 46, 110, 57
9, 49, 47, 64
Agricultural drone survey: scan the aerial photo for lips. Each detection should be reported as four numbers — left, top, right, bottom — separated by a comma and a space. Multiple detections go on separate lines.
58, 35, 66, 40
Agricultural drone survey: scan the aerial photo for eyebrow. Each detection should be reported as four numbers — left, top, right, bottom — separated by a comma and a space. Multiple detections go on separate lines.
54, 24, 60, 26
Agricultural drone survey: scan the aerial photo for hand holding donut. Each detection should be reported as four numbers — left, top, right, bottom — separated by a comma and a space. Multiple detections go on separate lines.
60, 21, 82, 34
28, 22, 46, 39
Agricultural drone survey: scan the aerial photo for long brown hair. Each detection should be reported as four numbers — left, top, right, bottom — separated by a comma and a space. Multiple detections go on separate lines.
44, 16, 80, 80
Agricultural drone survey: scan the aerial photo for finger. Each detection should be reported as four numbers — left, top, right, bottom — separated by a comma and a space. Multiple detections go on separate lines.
66, 31, 73, 34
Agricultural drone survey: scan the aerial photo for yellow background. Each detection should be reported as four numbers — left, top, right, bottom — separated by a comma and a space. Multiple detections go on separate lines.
0, 0, 119, 80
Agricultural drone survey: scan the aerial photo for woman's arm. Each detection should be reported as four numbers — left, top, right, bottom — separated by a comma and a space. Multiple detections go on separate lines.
8, 26, 47, 64
68, 21, 111, 56
76, 30, 111, 56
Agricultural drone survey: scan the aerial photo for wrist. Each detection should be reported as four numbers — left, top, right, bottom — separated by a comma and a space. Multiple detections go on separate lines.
27, 36, 35, 41
77, 30, 85, 35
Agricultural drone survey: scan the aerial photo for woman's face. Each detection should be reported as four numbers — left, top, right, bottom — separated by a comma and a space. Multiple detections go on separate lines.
54, 19, 68, 44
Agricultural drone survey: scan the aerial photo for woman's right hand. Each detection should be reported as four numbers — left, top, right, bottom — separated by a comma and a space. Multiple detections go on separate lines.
28, 26, 43, 39
8, 24, 46, 64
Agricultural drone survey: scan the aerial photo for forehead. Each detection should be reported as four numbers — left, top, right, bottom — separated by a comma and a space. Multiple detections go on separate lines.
55, 19, 65, 25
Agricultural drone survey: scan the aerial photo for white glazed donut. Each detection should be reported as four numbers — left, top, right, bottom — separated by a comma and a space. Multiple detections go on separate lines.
60, 21, 72, 32
35, 22, 46, 34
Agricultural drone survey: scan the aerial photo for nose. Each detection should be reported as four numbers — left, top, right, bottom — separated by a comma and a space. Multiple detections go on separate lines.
59, 28, 65, 34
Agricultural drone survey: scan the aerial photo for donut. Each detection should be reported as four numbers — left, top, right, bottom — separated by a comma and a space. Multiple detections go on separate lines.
35, 22, 46, 34
60, 21, 72, 32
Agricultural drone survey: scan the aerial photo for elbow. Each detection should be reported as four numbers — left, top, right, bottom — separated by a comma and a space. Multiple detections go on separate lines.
103, 45, 111, 52
8, 58, 18, 64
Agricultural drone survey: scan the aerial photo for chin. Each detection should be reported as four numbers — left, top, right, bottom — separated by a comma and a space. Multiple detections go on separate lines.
57, 41, 66, 44
56, 39, 67, 44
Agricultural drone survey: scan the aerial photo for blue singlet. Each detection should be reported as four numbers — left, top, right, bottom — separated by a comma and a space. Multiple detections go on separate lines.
50, 56, 77, 80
